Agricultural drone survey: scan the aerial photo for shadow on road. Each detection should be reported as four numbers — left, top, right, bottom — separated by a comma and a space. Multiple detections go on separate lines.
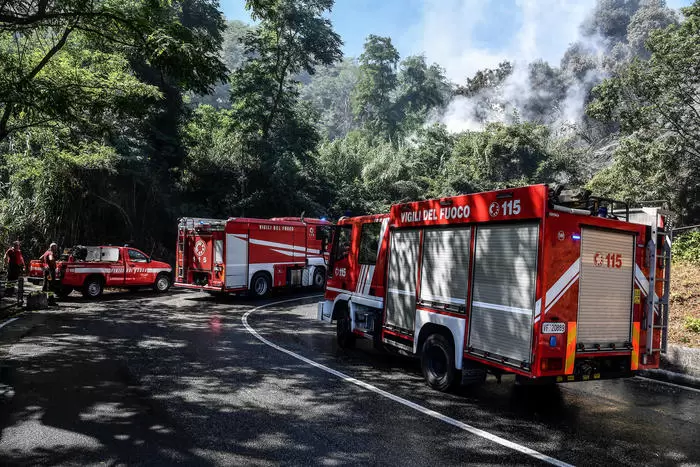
0, 291, 697, 466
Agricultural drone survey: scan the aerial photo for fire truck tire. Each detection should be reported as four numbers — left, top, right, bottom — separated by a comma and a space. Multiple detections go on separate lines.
421, 333, 460, 392
250, 272, 271, 298
312, 267, 326, 289
336, 305, 355, 349
82, 276, 104, 299
153, 273, 171, 293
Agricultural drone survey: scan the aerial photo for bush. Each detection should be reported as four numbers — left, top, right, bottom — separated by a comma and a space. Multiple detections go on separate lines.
685, 317, 700, 333
672, 231, 700, 264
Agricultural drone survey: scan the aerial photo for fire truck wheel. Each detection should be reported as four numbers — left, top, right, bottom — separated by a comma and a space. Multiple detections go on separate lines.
153, 273, 171, 293
336, 307, 355, 349
421, 333, 459, 392
312, 268, 326, 289
82, 276, 104, 299
251, 273, 271, 298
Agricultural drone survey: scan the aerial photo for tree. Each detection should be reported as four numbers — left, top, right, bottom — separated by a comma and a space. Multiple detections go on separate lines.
520, 60, 567, 123
445, 122, 577, 194
0, 1, 228, 257
456, 61, 513, 97
394, 55, 451, 135
225, 0, 342, 215
626, 0, 678, 58
236, 0, 342, 139
453, 61, 513, 124
587, 2, 700, 222
581, 0, 641, 46
190, 20, 254, 108
0, 0, 227, 143
352, 35, 400, 139
299, 59, 360, 140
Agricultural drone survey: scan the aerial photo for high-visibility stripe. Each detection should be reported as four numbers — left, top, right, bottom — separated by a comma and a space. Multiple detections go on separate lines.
544, 259, 580, 314
565, 322, 577, 374
387, 288, 415, 297
249, 238, 306, 252
472, 301, 532, 315
631, 322, 640, 370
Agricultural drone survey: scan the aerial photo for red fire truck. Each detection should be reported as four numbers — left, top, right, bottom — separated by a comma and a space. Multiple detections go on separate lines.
174, 216, 332, 296
318, 184, 671, 391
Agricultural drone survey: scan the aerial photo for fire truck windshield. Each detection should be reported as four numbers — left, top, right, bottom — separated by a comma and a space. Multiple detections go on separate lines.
358, 222, 381, 264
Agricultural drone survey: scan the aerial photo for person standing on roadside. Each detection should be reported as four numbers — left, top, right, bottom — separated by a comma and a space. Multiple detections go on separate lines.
41, 242, 58, 292
4, 240, 25, 288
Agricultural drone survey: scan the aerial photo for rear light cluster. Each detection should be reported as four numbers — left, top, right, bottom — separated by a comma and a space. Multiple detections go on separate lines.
540, 358, 563, 371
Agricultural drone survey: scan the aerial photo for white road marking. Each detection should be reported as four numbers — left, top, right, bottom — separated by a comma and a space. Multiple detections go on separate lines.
635, 376, 700, 394
242, 297, 573, 467
0, 317, 20, 331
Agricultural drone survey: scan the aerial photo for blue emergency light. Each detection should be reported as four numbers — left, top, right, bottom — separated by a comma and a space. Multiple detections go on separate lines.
549, 336, 557, 347
572, 234, 581, 240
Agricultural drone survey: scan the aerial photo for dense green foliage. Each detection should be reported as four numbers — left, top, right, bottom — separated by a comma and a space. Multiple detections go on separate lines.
0, 0, 227, 258
672, 231, 700, 264
587, 2, 700, 223
1, 0, 698, 260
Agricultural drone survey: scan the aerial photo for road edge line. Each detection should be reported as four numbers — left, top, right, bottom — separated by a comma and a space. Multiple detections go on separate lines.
242, 296, 573, 467
0, 317, 20, 331
635, 375, 700, 394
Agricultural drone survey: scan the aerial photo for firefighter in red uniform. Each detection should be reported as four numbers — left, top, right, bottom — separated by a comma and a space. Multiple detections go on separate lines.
41, 242, 58, 292
4, 240, 25, 290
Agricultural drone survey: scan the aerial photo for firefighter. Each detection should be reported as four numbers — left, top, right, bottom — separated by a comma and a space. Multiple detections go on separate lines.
41, 242, 58, 292
4, 240, 25, 292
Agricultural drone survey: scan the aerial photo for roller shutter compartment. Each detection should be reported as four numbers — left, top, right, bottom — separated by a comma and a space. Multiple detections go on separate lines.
420, 227, 471, 310
385, 230, 420, 332
578, 227, 634, 349
225, 234, 248, 288
468, 223, 538, 365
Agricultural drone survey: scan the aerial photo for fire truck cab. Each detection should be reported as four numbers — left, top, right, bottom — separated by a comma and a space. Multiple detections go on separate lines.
319, 184, 671, 391
175, 216, 332, 297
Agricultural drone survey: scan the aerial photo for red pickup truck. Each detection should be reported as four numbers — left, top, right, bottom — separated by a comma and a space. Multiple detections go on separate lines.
28, 245, 172, 298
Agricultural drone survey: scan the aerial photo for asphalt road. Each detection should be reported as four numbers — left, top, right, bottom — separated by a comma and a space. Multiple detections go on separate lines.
0, 288, 699, 466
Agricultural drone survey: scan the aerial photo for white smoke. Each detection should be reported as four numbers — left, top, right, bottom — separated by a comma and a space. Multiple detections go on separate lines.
417, 0, 598, 131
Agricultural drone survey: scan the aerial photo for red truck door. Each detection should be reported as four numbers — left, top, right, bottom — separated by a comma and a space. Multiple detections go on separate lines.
125, 248, 152, 285
101, 247, 126, 287
328, 223, 356, 293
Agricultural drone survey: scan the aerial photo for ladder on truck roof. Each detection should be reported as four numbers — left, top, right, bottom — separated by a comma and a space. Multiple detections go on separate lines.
644, 208, 672, 356
177, 223, 186, 281
179, 217, 226, 230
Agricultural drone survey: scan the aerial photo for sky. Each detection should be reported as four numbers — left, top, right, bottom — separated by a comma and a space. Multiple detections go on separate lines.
220, 0, 694, 82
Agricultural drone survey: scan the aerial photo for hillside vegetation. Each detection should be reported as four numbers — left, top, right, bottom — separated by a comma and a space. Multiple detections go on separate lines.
670, 232, 700, 348
670, 262, 700, 348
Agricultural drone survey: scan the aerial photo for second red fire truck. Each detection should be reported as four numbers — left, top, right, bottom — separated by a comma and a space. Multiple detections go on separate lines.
175, 216, 332, 296
318, 184, 671, 391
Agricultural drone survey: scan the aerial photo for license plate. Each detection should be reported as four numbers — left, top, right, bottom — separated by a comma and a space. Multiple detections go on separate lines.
542, 322, 566, 334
